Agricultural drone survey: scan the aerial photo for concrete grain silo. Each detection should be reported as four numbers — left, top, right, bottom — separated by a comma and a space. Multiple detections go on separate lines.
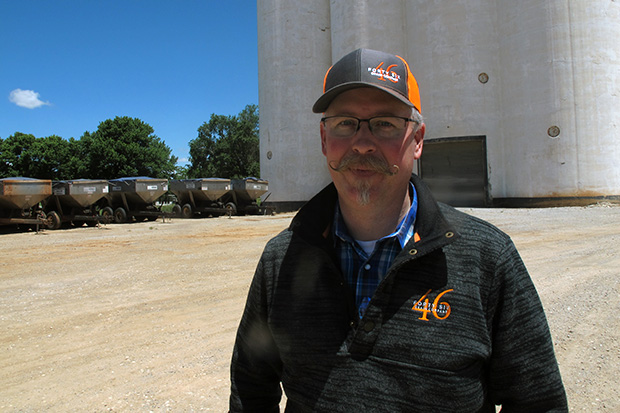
258, 0, 620, 209
257, 0, 331, 210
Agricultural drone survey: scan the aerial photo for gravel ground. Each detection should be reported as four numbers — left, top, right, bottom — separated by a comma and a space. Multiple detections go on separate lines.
0, 204, 619, 411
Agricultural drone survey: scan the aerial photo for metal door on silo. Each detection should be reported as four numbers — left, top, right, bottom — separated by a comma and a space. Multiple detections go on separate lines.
418, 136, 489, 207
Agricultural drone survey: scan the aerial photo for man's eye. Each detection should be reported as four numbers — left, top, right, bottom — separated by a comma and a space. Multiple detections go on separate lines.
373, 120, 396, 128
337, 119, 356, 127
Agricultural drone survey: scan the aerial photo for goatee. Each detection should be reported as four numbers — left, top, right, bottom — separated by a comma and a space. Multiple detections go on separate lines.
328, 154, 399, 206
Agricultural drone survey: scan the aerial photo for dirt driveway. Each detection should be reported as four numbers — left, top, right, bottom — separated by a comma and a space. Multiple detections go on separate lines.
1, 205, 619, 411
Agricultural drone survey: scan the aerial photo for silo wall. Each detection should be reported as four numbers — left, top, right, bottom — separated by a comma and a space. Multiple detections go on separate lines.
329, 0, 406, 60
538, 0, 620, 198
257, 0, 331, 206
258, 0, 620, 208
405, 0, 502, 201
407, 0, 620, 202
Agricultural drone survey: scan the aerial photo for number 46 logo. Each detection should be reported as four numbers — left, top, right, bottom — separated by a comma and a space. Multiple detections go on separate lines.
412, 289, 454, 321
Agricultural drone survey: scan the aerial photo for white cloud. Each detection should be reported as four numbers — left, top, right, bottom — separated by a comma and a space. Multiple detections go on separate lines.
9, 89, 51, 109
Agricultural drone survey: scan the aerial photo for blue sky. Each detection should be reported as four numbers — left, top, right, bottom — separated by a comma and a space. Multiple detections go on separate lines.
0, 1, 258, 165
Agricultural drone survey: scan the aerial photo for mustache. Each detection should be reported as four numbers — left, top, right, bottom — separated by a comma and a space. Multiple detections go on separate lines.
328, 154, 399, 176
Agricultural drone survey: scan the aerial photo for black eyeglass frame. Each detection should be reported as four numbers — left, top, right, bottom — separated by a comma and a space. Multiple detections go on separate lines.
320, 115, 419, 139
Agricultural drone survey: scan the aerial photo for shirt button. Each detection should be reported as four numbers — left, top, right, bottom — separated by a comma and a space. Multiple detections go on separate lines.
363, 321, 375, 332
364, 264, 371, 270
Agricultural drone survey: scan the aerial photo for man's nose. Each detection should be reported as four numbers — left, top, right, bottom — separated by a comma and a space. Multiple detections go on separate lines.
351, 121, 376, 153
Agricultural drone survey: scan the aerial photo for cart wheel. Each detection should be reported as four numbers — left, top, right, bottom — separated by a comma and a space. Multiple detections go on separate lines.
100, 207, 114, 224
225, 202, 237, 216
101, 206, 113, 218
114, 207, 128, 223
172, 204, 182, 217
46, 211, 62, 230
182, 204, 193, 218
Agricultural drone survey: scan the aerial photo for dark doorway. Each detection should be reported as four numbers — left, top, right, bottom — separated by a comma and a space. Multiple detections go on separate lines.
419, 136, 489, 207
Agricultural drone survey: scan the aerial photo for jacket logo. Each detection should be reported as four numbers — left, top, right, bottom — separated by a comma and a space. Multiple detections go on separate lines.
412, 289, 454, 321
369, 62, 400, 83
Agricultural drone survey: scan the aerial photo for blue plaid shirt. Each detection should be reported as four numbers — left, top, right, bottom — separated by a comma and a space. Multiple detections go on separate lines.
333, 183, 418, 318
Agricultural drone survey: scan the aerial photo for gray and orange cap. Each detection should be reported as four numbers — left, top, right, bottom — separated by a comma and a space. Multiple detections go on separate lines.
312, 48, 421, 114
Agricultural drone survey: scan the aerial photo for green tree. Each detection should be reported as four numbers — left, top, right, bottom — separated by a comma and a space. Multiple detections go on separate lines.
188, 104, 260, 178
172, 163, 190, 179
64, 137, 89, 179
0, 132, 37, 178
0, 133, 87, 180
82, 116, 177, 179
29, 135, 72, 179
188, 114, 229, 178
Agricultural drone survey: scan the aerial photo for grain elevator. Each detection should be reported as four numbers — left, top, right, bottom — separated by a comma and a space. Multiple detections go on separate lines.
257, 0, 620, 208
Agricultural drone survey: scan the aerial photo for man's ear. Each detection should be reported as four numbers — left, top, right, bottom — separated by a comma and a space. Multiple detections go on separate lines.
413, 123, 425, 160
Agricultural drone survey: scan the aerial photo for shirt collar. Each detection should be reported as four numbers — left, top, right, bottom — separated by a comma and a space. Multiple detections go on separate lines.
334, 182, 418, 249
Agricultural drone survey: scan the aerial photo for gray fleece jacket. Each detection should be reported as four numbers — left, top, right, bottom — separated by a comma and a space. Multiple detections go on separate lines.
230, 175, 568, 412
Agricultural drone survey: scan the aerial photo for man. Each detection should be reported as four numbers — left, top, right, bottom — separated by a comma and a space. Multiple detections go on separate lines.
230, 48, 567, 412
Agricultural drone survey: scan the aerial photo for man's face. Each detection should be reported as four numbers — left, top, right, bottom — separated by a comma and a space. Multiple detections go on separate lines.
320, 87, 424, 208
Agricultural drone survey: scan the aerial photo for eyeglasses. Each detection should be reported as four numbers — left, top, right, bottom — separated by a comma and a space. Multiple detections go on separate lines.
321, 116, 418, 140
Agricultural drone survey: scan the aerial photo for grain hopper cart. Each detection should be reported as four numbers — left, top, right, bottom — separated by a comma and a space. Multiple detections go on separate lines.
224, 177, 274, 216
42, 179, 110, 229
169, 178, 232, 217
99, 177, 169, 223
0, 177, 52, 230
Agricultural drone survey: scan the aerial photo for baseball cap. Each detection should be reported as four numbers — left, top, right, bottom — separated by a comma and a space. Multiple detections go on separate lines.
312, 48, 421, 114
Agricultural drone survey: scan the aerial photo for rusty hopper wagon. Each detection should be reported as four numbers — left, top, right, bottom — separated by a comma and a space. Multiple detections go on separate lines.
0, 177, 52, 229
100, 177, 168, 223
43, 179, 110, 229
226, 177, 274, 215
170, 178, 232, 217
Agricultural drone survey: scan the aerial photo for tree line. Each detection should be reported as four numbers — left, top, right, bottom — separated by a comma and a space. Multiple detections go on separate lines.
0, 104, 260, 181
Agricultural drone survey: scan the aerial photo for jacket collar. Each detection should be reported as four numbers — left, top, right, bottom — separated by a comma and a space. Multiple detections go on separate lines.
290, 174, 458, 253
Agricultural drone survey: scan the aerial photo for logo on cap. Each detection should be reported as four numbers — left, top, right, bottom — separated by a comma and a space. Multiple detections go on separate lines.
312, 48, 421, 114
369, 62, 400, 84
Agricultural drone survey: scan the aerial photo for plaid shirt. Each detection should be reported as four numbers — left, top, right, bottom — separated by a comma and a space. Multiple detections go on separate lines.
333, 183, 418, 318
